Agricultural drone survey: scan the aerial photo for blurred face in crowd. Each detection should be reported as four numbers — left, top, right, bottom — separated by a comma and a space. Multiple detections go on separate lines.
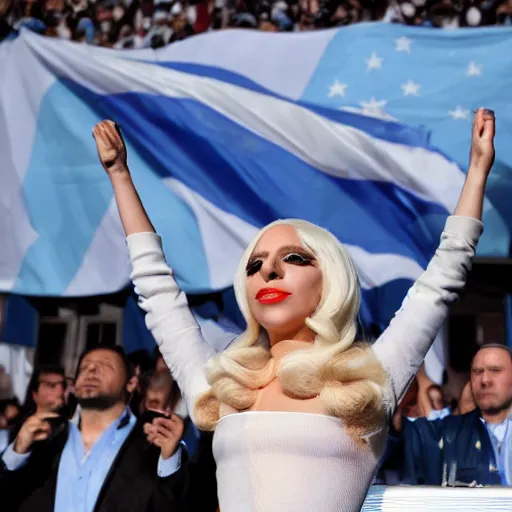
471, 347, 512, 416
259, 20, 278, 31
497, 0, 512, 24
144, 371, 173, 411
144, 386, 168, 411
427, 386, 445, 411
118, 24, 133, 40
0, 401, 20, 429
34, 372, 66, 413
245, 225, 323, 344
299, 11, 315, 30
75, 349, 135, 410
171, 13, 187, 32
4, 403, 20, 423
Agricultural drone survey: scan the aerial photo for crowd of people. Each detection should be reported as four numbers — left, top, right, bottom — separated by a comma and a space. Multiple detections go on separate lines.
376, 344, 512, 486
0, 345, 218, 511
0, 5, 508, 505
1, 0, 512, 48
0, 339, 511, 511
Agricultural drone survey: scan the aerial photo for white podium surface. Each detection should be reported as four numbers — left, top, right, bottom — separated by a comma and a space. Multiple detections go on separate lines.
362, 485, 512, 511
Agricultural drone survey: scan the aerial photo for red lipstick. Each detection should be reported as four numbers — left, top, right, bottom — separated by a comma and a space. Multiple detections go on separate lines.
256, 288, 291, 304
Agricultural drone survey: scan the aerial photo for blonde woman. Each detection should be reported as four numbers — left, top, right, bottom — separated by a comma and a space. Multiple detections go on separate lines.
92, 108, 495, 512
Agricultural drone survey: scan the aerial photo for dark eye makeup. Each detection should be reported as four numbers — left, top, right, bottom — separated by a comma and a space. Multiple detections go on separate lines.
283, 253, 312, 265
246, 250, 315, 276
246, 260, 263, 276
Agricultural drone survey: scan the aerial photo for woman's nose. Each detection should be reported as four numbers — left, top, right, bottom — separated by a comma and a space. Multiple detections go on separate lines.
261, 258, 282, 282
266, 271, 279, 281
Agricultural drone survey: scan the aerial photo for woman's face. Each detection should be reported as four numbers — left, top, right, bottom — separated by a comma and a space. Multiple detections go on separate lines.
245, 224, 323, 344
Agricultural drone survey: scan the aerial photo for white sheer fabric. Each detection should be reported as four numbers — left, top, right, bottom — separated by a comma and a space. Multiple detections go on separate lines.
213, 411, 386, 512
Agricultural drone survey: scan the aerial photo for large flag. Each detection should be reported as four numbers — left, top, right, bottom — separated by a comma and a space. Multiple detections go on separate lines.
0, 28, 499, 334
300, 23, 512, 256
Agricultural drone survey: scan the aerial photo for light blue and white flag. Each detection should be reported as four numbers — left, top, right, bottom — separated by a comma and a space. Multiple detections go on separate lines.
300, 23, 512, 256
0, 27, 496, 340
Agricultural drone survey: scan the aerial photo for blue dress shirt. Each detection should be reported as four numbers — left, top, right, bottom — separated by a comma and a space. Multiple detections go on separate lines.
2, 408, 182, 512
481, 416, 511, 486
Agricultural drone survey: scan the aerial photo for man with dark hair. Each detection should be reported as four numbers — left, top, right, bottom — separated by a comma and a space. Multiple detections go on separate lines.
142, 370, 182, 415
398, 343, 512, 486
0, 346, 187, 512
8, 365, 67, 443
23, 365, 66, 416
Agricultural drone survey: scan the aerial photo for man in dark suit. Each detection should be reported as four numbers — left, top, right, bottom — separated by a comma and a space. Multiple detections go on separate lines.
393, 344, 512, 486
8, 364, 67, 444
0, 345, 188, 512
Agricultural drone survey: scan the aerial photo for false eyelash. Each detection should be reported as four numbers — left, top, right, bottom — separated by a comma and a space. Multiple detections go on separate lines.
246, 260, 263, 276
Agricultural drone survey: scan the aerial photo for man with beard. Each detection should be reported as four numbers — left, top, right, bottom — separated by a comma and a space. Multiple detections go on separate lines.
396, 343, 512, 486
0, 346, 187, 512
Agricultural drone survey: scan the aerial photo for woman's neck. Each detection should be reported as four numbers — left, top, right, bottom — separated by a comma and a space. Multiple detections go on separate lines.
268, 325, 316, 348
270, 339, 313, 362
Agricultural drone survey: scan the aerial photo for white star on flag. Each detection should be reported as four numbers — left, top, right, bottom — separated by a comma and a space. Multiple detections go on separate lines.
467, 61, 482, 77
449, 106, 470, 120
395, 37, 412, 53
328, 80, 348, 98
360, 97, 388, 116
401, 80, 420, 96
366, 52, 383, 70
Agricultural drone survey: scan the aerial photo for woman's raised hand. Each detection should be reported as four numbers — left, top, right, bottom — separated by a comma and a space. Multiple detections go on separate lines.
454, 108, 495, 219
92, 120, 128, 176
469, 108, 495, 177
92, 120, 154, 235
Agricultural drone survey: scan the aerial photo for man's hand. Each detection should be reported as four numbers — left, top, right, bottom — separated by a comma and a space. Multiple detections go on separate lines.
14, 412, 59, 454
469, 108, 495, 177
92, 120, 128, 176
144, 413, 184, 460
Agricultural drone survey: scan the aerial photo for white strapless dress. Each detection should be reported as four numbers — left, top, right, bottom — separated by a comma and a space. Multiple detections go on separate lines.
213, 411, 387, 512
127, 217, 484, 511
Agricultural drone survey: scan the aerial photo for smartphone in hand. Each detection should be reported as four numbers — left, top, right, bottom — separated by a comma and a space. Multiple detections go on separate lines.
140, 409, 168, 425
45, 415, 67, 441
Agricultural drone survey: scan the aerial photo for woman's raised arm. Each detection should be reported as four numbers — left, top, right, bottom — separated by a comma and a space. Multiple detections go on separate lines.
93, 120, 213, 421
93, 120, 155, 236
372, 108, 495, 415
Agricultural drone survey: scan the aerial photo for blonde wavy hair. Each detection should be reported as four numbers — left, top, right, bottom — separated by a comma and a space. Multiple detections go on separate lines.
195, 219, 387, 440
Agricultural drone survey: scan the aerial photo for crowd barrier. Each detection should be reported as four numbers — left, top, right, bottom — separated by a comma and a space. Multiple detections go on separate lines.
362, 485, 512, 511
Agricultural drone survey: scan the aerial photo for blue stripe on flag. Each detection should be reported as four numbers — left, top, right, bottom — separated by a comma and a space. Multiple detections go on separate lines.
70, 84, 446, 265
15, 81, 114, 295
154, 61, 434, 151
1, 295, 39, 347
14, 80, 210, 295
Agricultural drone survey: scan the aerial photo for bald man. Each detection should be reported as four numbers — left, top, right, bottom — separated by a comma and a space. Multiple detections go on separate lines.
470, 344, 512, 485
471, 344, 512, 423
399, 344, 512, 487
